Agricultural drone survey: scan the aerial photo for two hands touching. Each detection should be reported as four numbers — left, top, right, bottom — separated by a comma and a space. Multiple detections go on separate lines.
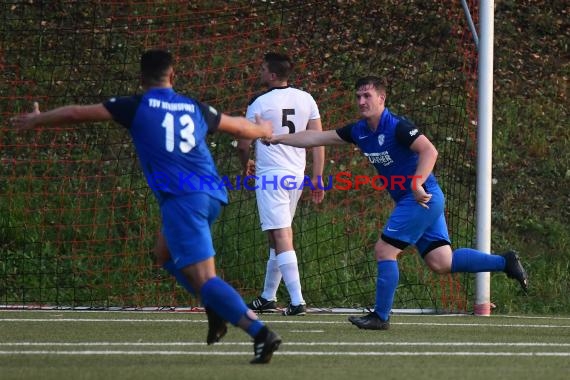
258, 135, 280, 147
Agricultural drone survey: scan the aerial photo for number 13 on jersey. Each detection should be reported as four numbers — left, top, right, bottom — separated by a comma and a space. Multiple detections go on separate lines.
161, 112, 196, 153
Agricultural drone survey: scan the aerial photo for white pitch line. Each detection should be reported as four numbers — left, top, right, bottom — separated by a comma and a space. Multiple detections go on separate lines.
2, 341, 570, 347
0, 350, 569, 357
3, 310, 570, 321
0, 318, 193, 323
394, 322, 570, 328
1, 318, 569, 328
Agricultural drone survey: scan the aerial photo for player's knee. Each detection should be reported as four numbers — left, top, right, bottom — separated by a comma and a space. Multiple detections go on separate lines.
270, 227, 293, 242
423, 246, 452, 274
376, 234, 407, 261
374, 241, 399, 261
430, 263, 451, 274
425, 258, 452, 274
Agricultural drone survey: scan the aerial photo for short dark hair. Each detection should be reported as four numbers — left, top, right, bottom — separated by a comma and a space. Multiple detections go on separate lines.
264, 52, 293, 81
140, 49, 173, 85
355, 76, 387, 93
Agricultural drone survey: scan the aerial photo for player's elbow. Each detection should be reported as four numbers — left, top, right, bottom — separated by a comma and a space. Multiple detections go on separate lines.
431, 146, 439, 161
422, 143, 438, 162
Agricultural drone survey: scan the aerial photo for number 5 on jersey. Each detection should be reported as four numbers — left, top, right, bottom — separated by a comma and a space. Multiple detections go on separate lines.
282, 108, 295, 134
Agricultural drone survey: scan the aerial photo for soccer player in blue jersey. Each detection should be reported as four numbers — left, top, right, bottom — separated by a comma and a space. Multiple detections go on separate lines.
11, 49, 282, 362
267, 76, 529, 330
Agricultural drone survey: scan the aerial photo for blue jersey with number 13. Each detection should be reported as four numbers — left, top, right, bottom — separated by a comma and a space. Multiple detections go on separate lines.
103, 87, 228, 205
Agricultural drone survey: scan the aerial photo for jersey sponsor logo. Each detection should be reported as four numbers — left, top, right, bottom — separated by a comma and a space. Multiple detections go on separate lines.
364, 151, 393, 166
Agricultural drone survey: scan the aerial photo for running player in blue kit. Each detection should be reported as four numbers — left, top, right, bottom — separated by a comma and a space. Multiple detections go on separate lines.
11, 49, 282, 363
268, 76, 528, 330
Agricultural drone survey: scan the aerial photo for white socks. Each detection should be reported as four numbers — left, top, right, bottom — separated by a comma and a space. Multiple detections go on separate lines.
260, 249, 281, 301
277, 250, 304, 306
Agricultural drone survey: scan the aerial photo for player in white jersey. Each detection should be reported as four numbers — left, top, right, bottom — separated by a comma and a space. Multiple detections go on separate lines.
238, 52, 325, 316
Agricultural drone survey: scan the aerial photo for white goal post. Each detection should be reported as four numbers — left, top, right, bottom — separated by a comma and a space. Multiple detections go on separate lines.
461, 0, 494, 316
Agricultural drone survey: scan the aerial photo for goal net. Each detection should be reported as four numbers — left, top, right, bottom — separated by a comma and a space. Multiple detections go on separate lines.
1, 0, 478, 312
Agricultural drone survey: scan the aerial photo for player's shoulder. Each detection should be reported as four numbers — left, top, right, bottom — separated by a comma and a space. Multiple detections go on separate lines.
351, 119, 368, 131
247, 85, 314, 105
393, 114, 419, 134
247, 87, 280, 106
394, 113, 415, 125
104, 94, 142, 114
107, 93, 142, 103
336, 119, 364, 138
168, 90, 199, 104
380, 108, 408, 130
287, 86, 316, 99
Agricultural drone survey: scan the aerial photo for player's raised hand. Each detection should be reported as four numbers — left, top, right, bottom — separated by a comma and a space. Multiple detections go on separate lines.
11, 102, 41, 130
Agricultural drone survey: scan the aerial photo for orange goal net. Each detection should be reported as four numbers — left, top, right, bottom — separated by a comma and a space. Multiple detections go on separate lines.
1, 0, 478, 313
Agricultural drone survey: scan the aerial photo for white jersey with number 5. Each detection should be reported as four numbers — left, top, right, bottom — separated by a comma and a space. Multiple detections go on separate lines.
246, 86, 320, 176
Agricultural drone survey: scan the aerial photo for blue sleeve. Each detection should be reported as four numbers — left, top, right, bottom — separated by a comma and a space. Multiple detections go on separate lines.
103, 95, 142, 129
196, 101, 222, 134
335, 123, 357, 144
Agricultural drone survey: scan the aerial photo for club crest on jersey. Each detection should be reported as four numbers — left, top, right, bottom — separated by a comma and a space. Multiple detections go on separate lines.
378, 134, 385, 146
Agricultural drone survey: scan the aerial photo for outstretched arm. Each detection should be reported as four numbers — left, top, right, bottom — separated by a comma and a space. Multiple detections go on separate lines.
270, 129, 346, 148
218, 114, 272, 141
11, 102, 112, 130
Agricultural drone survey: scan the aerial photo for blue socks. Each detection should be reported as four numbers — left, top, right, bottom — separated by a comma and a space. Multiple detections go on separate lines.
162, 259, 196, 295
373, 250, 506, 321
163, 262, 265, 338
375, 260, 399, 321
201, 276, 264, 337
450, 248, 506, 273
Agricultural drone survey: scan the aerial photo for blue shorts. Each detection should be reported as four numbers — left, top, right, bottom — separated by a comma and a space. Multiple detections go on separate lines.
382, 184, 450, 256
160, 192, 222, 269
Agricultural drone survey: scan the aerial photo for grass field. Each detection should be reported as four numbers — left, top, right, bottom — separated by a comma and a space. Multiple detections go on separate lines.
1, 310, 569, 380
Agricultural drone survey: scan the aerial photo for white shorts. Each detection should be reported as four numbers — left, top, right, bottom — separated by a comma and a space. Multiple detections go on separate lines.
255, 174, 303, 231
